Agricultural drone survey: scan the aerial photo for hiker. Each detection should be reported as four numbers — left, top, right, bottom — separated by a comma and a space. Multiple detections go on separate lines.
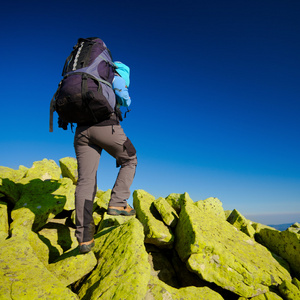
74, 61, 137, 254
50, 38, 137, 254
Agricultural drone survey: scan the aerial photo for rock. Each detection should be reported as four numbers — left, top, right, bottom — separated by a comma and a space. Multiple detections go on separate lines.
38, 221, 77, 263
195, 197, 226, 220
133, 189, 174, 248
0, 237, 78, 299
145, 276, 224, 300
11, 178, 74, 232
255, 226, 300, 278
227, 209, 256, 238
279, 280, 300, 300
0, 165, 28, 182
27, 230, 52, 266
287, 222, 300, 234
78, 218, 150, 299
0, 177, 21, 204
153, 197, 179, 227
47, 248, 97, 286
165, 192, 193, 213
175, 201, 291, 298
0, 201, 9, 241
59, 157, 78, 184
292, 277, 300, 290
24, 158, 61, 181
146, 244, 179, 288
97, 212, 135, 233
93, 189, 111, 211
243, 291, 283, 299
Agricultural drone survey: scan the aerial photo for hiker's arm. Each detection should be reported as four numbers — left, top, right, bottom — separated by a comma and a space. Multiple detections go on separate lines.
113, 76, 131, 107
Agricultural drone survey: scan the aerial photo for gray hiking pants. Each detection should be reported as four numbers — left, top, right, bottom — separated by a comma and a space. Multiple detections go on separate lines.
74, 124, 137, 243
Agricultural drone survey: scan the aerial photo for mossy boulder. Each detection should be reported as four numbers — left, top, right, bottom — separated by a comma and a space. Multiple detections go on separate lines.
133, 189, 174, 248
165, 192, 194, 213
0, 237, 78, 299
47, 248, 97, 286
255, 226, 300, 278
153, 197, 179, 227
145, 276, 224, 300
175, 201, 291, 298
78, 218, 150, 299
195, 196, 226, 220
227, 208, 256, 238
0, 201, 9, 241
59, 157, 78, 184
23, 158, 61, 181
279, 280, 300, 300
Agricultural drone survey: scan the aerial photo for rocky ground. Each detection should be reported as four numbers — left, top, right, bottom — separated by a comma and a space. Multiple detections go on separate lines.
0, 158, 299, 300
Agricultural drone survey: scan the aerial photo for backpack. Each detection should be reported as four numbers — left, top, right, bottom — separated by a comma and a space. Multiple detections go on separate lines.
49, 37, 118, 132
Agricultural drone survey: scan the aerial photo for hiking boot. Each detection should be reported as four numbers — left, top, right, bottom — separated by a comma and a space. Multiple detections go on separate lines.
79, 239, 95, 254
107, 204, 136, 216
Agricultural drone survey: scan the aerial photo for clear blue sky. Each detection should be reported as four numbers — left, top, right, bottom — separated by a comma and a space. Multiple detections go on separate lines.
1, 0, 299, 225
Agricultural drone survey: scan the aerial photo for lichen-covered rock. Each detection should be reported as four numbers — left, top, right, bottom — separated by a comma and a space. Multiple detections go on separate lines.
78, 218, 150, 300
23, 158, 61, 181
195, 197, 226, 220
0, 237, 78, 299
227, 209, 255, 238
59, 157, 78, 184
145, 276, 224, 300
0, 201, 9, 241
0, 165, 28, 182
292, 277, 300, 290
94, 189, 111, 210
175, 201, 291, 298
287, 222, 300, 234
255, 227, 300, 278
97, 212, 135, 233
244, 291, 283, 299
153, 197, 179, 227
0, 177, 21, 204
38, 221, 77, 263
146, 244, 179, 287
165, 192, 194, 213
47, 248, 97, 286
279, 280, 300, 300
12, 178, 74, 232
133, 189, 174, 248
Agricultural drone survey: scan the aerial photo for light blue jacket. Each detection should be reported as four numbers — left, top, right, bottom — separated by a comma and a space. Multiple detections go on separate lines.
113, 62, 131, 107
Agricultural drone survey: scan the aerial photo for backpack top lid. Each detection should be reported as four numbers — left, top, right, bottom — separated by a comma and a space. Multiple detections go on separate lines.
114, 61, 130, 87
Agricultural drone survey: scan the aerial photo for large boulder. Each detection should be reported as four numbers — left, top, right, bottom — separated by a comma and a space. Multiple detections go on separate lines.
23, 158, 61, 181
153, 197, 179, 227
227, 209, 256, 238
145, 276, 224, 300
175, 201, 291, 298
0, 201, 9, 241
78, 218, 150, 299
59, 157, 78, 185
165, 192, 194, 213
47, 248, 97, 286
10, 178, 71, 232
255, 226, 300, 278
195, 196, 226, 220
0, 237, 78, 299
133, 189, 174, 248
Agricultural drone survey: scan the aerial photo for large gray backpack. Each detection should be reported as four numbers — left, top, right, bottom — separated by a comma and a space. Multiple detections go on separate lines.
49, 37, 117, 131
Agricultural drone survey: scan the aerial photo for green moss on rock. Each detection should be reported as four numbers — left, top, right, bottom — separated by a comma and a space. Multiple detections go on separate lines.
78, 218, 150, 300
133, 190, 174, 248
175, 201, 291, 298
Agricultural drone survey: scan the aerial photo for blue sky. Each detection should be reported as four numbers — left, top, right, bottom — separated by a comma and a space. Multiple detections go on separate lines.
1, 0, 299, 225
